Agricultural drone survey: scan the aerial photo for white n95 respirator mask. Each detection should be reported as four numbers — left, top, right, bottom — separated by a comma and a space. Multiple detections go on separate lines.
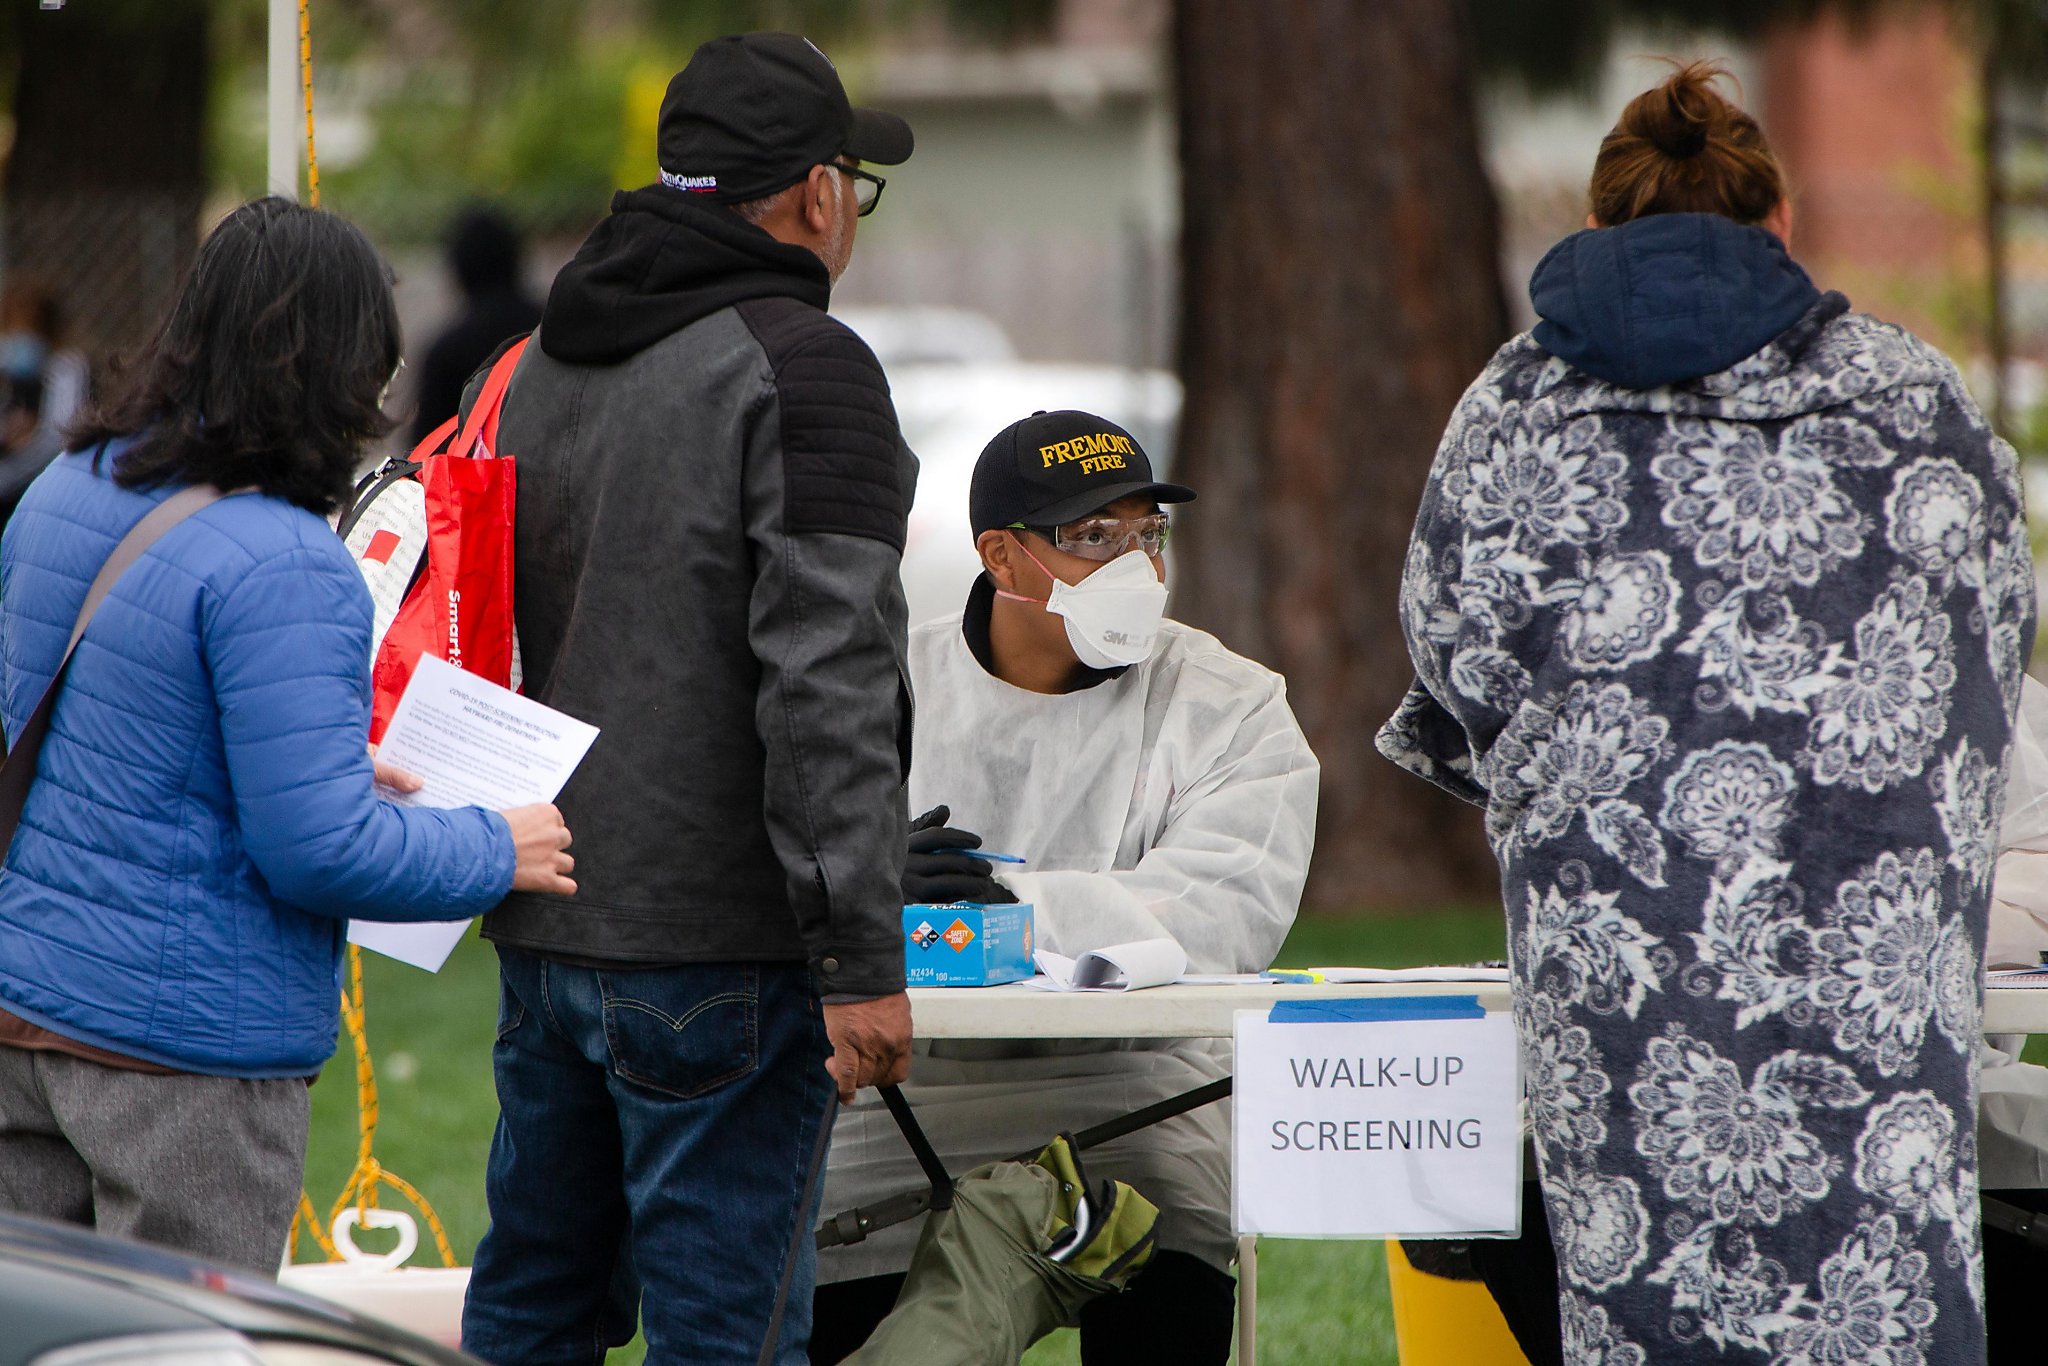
1000, 540, 1168, 669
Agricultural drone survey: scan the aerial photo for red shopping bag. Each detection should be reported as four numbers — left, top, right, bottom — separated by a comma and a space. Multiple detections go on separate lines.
340, 337, 529, 743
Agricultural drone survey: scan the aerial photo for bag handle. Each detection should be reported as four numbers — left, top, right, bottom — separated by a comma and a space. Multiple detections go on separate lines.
405, 413, 458, 465
758, 1081, 957, 1363
1986, 1195, 2048, 1249
757, 1089, 838, 1366
813, 1075, 1233, 1251
0, 483, 236, 852
447, 335, 531, 462
880, 1083, 954, 1212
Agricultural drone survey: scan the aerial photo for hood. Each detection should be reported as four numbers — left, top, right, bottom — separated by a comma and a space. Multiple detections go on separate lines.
1529, 213, 1820, 390
540, 186, 830, 364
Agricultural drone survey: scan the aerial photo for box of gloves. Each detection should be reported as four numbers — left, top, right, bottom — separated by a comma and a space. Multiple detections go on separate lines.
902, 903, 1036, 986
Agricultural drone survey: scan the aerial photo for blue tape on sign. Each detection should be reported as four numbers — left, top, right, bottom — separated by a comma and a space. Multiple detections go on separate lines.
1268, 994, 1485, 1024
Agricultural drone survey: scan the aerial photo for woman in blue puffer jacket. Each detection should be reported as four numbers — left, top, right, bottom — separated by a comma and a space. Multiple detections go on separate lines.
0, 197, 576, 1274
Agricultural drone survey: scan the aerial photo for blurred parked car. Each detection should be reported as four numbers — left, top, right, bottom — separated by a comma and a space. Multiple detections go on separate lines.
834, 305, 1019, 368
887, 360, 1182, 627
0, 1214, 476, 1366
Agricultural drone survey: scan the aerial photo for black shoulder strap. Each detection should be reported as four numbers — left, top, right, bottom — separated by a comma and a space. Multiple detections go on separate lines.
1984, 1195, 2048, 1249
0, 483, 232, 851
758, 1090, 838, 1366
813, 1075, 1233, 1251
758, 1084, 961, 1361
880, 1083, 955, 1212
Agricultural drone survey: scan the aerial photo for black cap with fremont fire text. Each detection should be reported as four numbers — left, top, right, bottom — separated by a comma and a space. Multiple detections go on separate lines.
656, 32, 913, 205
970, 410, 1195, 536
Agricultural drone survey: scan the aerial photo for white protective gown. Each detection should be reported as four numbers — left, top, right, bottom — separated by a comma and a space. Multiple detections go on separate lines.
817, 600, 1320, 1281
1982, 674, 2048, 1189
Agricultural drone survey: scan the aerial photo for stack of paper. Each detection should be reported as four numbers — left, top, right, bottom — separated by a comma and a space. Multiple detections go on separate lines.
1030, 939, 1188, 992
1176, 964, 1512, 986
1022, 949, 1515, 993
1305, 965, 1511, 984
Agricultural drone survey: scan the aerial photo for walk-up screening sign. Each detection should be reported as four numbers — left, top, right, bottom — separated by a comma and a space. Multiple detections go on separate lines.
1232, 996, 1522, 1239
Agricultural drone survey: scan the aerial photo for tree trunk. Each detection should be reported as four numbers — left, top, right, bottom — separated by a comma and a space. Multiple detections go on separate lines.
1979, 40, 2011, 436
4, 0, 208, 369
1172, 0, 1507, 911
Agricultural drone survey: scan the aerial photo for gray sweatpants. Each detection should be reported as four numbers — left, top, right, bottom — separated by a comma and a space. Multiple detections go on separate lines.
0, 1046, 309, 1274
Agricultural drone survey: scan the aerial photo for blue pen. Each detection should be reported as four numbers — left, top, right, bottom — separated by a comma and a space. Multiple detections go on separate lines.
933, 848, 1027, 864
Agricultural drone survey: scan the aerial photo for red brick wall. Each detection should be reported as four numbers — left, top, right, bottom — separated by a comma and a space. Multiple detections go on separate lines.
1760, 6, 1976, 337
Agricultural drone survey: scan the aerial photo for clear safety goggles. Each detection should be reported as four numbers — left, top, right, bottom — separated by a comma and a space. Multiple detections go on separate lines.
1011, 512, 1171, 562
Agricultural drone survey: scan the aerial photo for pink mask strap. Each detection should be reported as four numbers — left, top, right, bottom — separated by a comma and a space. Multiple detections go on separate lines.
995, 532, 1059, 606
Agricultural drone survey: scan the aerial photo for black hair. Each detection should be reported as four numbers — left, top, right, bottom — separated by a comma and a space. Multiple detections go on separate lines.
70, 196, 401, 516
448, 204, 524, 297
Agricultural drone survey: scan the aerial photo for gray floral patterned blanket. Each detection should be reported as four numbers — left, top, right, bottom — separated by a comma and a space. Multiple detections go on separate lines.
1381, 292, 2034, 1364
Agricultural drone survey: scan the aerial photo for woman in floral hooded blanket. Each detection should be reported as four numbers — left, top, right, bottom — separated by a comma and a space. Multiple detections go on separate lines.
1378, 65, 2035, 1365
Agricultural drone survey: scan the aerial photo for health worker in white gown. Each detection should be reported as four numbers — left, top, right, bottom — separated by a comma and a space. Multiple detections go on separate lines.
807, 409, 1319, 1366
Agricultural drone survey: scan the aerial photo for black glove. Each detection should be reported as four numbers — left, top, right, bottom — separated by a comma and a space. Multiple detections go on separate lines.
903, 804, 1020, 906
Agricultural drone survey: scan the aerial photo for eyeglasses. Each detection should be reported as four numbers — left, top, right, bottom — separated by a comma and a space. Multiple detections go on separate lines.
834, 162, 886, 217
1012, 512, 1170, 561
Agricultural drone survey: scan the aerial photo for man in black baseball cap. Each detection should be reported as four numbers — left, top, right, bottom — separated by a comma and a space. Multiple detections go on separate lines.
967, 408, 1195, 687
968, 408, 1194, 540
657, 32, 913, 206
811, 414, 1319, 1362
465, 31, 923, 1366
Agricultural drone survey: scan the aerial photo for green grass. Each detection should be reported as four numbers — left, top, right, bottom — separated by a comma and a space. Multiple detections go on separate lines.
2023, 1033, 2048, 1068
299, 923, 503, 1267
297, 908, 1509, 1364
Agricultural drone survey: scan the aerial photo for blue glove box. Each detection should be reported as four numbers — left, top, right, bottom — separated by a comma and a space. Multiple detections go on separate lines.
902, 903, 1036, 986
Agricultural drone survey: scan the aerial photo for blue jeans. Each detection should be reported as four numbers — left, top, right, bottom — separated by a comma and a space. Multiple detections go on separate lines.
462, 948, 832, 1366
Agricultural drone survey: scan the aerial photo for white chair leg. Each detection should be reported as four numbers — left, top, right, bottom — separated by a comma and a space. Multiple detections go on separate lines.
1237, 1233, 1258, 1365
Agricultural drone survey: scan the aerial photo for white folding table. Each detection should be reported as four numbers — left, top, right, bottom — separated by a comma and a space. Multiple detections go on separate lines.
905, 981, 2048, 1364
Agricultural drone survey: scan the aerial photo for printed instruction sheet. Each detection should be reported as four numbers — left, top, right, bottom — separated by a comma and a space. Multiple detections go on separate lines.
348, 656, 598, 971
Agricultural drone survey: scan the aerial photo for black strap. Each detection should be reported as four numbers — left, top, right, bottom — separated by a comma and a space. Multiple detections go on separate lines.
1984, 1195, 2048, 1250
809, 1084, 959, 1252
758, 1089, 839, 1366
880, 1083, 954, 1211
814, 1075, 1232, 1250
0, 483, 233, 852
818, 1180, 939, 1251
334, 456, 422, 539
1065, 1077, 1233, 1152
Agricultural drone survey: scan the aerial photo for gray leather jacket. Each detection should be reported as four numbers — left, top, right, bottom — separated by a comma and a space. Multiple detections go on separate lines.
479, 189, 914, 997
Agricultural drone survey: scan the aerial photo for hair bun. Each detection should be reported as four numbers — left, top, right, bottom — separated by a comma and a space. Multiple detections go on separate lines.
1653, 85, 1711, 159
1660, 122, 1709, 159
1588, 59, 1786, 226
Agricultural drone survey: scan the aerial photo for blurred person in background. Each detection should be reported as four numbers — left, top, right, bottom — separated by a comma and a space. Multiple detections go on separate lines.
809, 410, 1319, 1365
1379, 62, 2031, 1363
0, 196, 576, 1276
459, 33, 916, 1366
0, 369, 63, 531
408, 204, 543, 444
0, 283, 87, 438
0, 287, 78, 531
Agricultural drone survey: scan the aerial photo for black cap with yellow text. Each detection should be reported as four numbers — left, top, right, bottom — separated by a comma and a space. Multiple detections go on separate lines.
969, 410, 1194, 536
